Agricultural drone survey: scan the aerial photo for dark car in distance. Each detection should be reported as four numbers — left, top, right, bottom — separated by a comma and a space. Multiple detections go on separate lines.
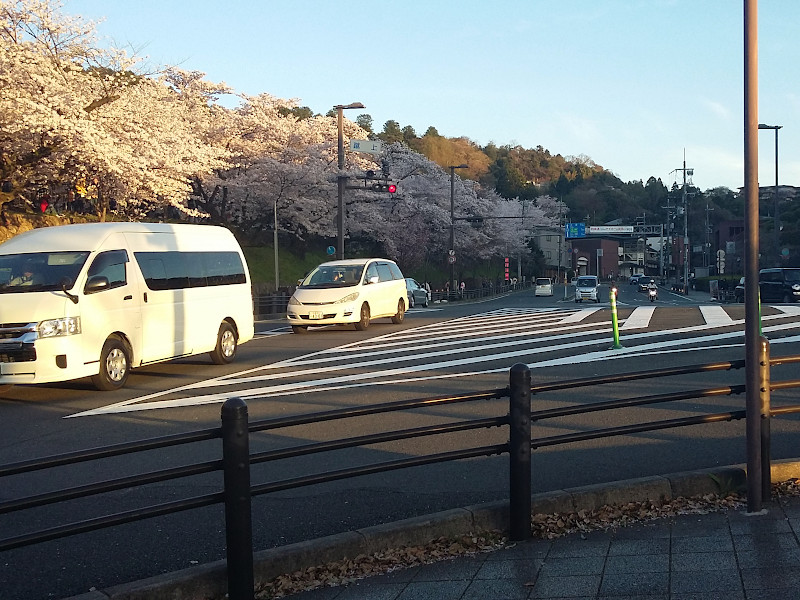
405, 278, 429, 308
759, 268, 800, 303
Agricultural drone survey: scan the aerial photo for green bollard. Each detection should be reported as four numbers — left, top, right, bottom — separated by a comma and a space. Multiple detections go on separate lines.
610, 286, 623, 349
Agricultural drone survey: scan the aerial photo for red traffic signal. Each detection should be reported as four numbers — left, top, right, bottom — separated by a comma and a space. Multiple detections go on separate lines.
370, 182, 397, 193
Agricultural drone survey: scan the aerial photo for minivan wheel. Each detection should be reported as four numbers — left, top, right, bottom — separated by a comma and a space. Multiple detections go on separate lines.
291, 325, 308, 334
92, 337, 130, 391
210, 322, 237, 364
354, 303, 370, 331
391, 299, 405, 324
409, 295, 415, 308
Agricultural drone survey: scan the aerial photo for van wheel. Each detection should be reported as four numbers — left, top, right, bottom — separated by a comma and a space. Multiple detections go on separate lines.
392, 299, 405, 324
409, 295, 415, 308
291, 325, 308, 334
354, 303, 370, 331
783, 293, 792, 304
210, 322, 237, 364
92, 337, 130, 391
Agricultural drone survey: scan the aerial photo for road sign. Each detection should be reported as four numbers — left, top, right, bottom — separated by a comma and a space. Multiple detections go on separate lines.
448, 255, 456, 264
565, 223, 586, 238
588, 225, 634, 234
326, 246, 336, 255
349, 139, 383, 155
448, 249, 455, 256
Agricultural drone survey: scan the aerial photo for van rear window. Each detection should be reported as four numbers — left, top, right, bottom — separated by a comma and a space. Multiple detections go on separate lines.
134, 251, 246, 291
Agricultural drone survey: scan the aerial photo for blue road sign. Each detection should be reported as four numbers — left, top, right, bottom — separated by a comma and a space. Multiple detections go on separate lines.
565, 223, 586, 239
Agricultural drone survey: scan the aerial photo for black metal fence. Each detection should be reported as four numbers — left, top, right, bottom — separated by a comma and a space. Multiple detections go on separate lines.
2, 343, 800, 600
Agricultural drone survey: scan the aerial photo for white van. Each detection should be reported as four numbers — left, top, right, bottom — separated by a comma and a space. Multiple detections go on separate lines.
287, 258, 407, 333
0, 223, 254, 390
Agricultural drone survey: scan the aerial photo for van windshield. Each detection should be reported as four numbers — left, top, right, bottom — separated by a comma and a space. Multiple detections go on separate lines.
576, 278, 597, 287
786, 270, 800, 283
299, 264, 366, 288
0, 251, 89, 293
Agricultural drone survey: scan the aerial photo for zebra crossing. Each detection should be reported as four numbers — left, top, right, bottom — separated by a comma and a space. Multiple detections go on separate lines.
69, 305, 800, 418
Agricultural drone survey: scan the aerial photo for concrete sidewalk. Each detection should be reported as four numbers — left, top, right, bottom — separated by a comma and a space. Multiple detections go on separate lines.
67, 461, 800, 600
287, 494, 800, 599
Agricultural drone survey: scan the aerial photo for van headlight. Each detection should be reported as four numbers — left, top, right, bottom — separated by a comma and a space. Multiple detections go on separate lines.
38, 317, 81, 338
335, 292, 359, 304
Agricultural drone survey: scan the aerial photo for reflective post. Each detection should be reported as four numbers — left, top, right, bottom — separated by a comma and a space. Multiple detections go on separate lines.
610, 286, 623, 349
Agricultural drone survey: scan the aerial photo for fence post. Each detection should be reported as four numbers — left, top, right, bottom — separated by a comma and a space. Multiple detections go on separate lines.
509, 363, 531, 541
221, 397, 254, 600
759, 336, 772, 501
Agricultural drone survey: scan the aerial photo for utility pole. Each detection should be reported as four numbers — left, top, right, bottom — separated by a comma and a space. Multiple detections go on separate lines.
671, 156, 694, 294
704, 202, 714, 270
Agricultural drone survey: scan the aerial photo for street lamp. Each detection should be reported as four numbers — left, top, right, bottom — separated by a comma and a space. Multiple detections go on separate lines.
448, 164, 468, 295
758, 123, 782, 266
334, 102, 365, 260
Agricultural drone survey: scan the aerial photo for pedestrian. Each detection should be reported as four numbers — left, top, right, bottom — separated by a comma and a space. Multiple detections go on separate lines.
459, 281, 465, 297
424, 281, 431, 301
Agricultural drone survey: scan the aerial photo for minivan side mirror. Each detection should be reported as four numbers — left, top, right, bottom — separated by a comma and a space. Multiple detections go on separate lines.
84, 275, 110, 294
367, 275, 379, 284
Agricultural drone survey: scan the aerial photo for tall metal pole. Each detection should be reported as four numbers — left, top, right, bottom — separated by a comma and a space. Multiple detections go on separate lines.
448, 164, 467, 294
774, 127, 780, 265
333, 102, 364, 261
337, 107, 345, 260
682, 162, 689, 294
744, 0, 763, 513
449, 166, 456, 293
273, 198, 279, 290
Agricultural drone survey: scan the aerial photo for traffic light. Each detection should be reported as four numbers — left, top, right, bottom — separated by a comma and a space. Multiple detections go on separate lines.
370, 182, 397, 193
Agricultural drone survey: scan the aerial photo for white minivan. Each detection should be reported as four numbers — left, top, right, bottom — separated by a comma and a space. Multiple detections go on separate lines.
287, 258, 407, 333
0, 222, 254, 390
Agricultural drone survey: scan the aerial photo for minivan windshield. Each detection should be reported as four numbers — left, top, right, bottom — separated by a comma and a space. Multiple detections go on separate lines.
576, 277, 597, 287
299, 263, 366, 288
0, 251, 89, 293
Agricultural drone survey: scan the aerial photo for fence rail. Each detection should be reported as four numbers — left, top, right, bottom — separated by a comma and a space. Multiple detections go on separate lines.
2, 343, 800, 600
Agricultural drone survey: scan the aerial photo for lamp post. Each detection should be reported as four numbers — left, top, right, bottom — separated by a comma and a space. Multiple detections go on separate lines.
758, 123, 782, 266
334, 102, 365, 260
448, 164, 468, 295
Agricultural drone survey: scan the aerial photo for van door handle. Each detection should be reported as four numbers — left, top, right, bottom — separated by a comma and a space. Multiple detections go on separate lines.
124, 295, 132, 300
143, 292, 148, 303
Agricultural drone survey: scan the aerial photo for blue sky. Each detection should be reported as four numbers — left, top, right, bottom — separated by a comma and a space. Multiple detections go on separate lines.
64, 0, 799, 193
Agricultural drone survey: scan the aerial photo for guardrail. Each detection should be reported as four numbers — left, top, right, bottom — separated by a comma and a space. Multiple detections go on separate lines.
2, 343, 800, 600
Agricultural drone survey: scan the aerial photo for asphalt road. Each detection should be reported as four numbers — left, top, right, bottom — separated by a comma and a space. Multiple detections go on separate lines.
2, 285, 800, 600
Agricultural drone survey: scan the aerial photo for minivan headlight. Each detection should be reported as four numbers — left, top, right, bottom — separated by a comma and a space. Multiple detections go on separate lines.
335, 292, 359, 304
38, 317, 81, 338
288, 296, 301, 306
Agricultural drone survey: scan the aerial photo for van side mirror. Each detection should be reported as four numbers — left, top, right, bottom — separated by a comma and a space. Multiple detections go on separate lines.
84, 275, 110, 294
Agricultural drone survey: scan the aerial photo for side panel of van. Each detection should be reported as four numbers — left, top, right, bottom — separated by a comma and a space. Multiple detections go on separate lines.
79, 235, 143, 369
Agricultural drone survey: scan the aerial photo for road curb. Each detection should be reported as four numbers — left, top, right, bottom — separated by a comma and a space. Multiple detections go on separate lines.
63, 459, 800, 600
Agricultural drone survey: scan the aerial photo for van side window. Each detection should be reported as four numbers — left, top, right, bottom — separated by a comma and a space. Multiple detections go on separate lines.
135, 251, 246, 291
364, 263, 379, 283
86, 250, 128, 290
387, 262, 404, 280
376, 263, 395, 282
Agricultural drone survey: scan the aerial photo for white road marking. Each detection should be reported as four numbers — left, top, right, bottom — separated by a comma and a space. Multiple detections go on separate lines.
65, 306, 800, 418
699, 305, 735, 327
620, 306, 656, 330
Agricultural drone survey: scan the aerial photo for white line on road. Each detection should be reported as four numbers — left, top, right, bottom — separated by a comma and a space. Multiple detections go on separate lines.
699, 305, 735, 327
620, 306, 656, 330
